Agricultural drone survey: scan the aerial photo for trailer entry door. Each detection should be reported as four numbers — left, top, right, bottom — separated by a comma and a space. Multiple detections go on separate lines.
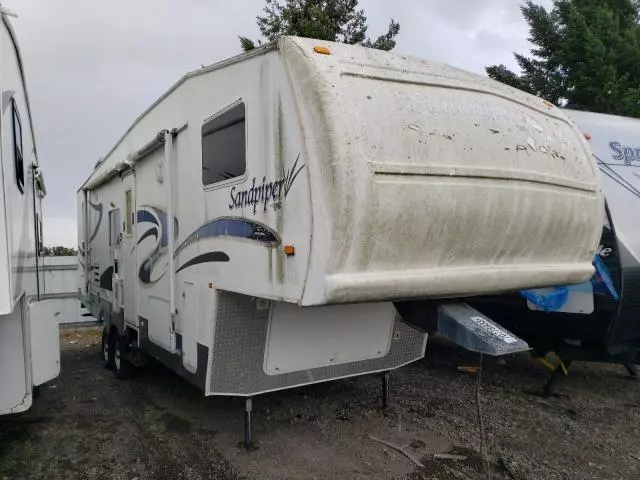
122, 173, 138, 327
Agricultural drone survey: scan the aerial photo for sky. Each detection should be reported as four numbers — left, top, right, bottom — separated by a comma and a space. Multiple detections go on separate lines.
11, 0, 552, 247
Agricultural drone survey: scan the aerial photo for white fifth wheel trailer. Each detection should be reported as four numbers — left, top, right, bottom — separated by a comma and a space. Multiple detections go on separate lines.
78, 37, 604, 446
0, 7, 61, 415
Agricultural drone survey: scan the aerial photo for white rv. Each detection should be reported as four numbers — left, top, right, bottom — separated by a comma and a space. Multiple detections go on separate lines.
467, 110, 640, 394
0, 9, 61, 415
78, 37, 603, 446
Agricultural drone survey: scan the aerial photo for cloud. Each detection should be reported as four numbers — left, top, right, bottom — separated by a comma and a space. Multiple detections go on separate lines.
43, 217, 77, 247
13, 0, 264, 230
11, 0, 543, 247
361, 0, 553, 73
431, 0, 525, 30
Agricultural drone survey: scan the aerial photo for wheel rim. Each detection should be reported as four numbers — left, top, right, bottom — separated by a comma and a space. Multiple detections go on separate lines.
115, 343, 121, 371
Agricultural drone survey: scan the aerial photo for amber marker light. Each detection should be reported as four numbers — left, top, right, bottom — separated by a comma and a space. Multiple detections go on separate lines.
313, 46, 331, 55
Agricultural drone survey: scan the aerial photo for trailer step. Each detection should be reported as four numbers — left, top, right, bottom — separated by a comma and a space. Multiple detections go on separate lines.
436, 303, 529, 356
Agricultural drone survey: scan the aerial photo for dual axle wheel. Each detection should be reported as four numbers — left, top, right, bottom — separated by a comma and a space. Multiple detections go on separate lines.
101, 328, 135, 379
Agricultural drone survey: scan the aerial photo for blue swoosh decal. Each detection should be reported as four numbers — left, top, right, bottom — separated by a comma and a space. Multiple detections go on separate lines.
176, 252, 230, 273
175, 217, 280, 258
88, 201, 103, 242
136, 206, 179, 284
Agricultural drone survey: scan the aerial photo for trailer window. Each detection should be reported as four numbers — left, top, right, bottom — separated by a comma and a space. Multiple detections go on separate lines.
12, 100, 24, 194
109, 209, 121, 246
202, 102, 246, 186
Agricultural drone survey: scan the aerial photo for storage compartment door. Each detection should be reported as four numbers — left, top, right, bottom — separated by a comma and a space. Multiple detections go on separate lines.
28, 299, 61, 386
0, 298, 31, 414
264, 302, 395, 375
179, 281, 199, 372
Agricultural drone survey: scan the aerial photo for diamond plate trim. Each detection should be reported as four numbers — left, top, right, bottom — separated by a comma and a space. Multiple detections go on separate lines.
207, 291, 426, 396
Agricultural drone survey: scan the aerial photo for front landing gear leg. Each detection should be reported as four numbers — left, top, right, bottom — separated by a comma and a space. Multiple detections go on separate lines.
623, 363, 638, 378
543, 360, 572, 398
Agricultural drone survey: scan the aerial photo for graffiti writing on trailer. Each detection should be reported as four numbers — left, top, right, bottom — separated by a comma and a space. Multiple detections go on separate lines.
229, 155, 305, 214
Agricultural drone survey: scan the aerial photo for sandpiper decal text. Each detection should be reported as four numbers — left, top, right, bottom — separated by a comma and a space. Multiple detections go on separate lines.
229, 155, 305, 214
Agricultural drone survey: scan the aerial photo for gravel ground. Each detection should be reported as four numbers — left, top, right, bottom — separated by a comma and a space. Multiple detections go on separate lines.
0, 326, 639, 480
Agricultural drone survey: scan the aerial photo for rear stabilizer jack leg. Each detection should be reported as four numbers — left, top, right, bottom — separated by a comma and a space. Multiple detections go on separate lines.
382, 371, 391, 410
240, 397, 257, 451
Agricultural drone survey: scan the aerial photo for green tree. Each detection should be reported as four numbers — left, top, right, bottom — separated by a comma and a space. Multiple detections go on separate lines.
486, 0, 640, 118
239, 0, 400, 52
42, 246, 77, 257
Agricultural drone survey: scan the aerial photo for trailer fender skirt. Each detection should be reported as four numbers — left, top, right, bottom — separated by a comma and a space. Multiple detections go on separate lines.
520, 287, 569, 312
520, 253, 620, 311
436, 303, 530, 356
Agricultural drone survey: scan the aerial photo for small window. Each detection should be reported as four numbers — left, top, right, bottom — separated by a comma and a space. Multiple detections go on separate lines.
12, 100, 24, 193
202, 102, 246, 186
125, 190, 133, 235
109, 209, 121, 246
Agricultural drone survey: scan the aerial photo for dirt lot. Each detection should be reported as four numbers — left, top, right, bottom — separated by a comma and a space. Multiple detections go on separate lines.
0, 326, 639, 480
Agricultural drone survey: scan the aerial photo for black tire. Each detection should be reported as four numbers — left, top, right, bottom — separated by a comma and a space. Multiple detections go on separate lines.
113, 335, 135, 379
102, 328, 114, 370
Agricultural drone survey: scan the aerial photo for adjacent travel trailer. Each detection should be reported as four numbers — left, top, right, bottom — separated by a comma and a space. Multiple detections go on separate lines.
0, 8, 61, 415
468, 110, 640, 393
78, 37, 604, 445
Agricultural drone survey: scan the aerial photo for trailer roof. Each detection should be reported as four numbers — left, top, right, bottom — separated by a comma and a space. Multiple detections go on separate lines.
80, 42, 277, 192
2, 13, 39, 166
81, 35, 584, 193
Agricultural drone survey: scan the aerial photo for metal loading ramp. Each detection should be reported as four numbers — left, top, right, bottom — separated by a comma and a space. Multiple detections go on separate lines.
436, 303, 530, 356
